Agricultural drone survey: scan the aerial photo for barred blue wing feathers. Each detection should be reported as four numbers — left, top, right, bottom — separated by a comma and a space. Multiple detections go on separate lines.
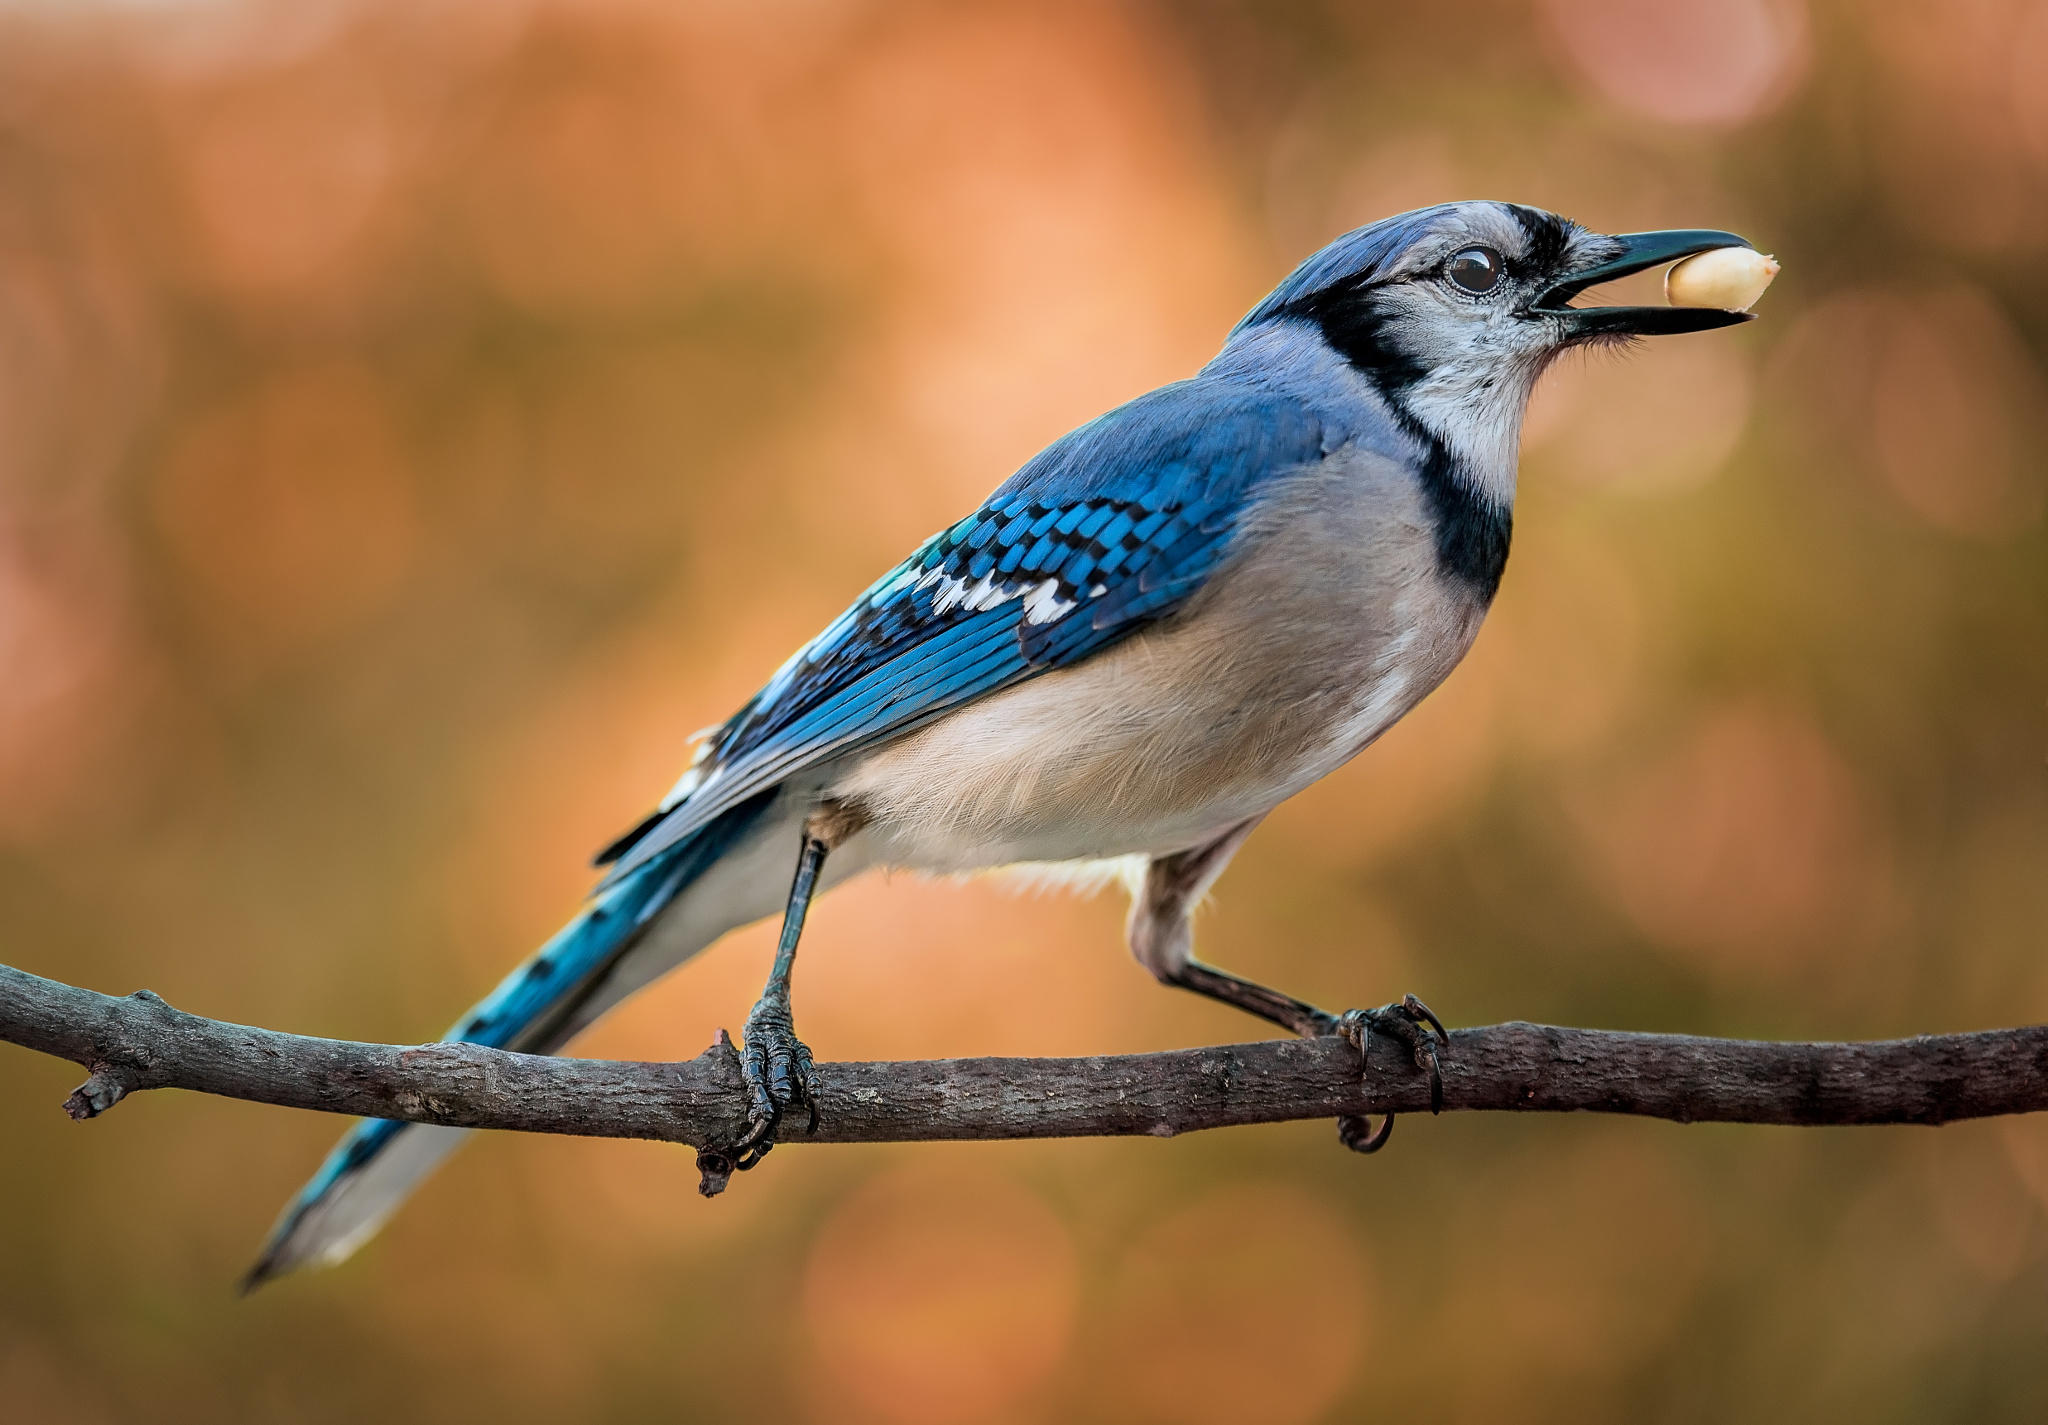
596, 380, 1333, 882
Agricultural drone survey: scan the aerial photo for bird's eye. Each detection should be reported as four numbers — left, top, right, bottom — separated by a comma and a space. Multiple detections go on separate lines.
1445, 246, 1504, 295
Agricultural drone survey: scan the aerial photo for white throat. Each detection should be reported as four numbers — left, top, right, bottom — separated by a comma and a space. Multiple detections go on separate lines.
1394, 357, 1537, 510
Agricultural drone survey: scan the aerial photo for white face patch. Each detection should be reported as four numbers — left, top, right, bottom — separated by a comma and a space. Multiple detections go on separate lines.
1365, 282, 1556, 509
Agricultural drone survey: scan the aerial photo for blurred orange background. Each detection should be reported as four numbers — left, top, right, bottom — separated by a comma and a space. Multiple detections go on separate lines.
3, 0, 2046, 1419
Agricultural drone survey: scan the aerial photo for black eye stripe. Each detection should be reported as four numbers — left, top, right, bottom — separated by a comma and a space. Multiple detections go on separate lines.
1445, 246, 1503, 295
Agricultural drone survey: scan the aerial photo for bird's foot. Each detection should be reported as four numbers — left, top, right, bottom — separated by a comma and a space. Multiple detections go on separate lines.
1330, 993, 1450, 1156
1338, 993, 1449, 1108
730, 995, 821, 1170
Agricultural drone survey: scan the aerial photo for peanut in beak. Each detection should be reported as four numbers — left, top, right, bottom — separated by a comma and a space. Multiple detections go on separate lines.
1665, 247, 1780, 312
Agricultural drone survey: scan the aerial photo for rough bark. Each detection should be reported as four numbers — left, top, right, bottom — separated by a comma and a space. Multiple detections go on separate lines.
5, 962, 2046, 1162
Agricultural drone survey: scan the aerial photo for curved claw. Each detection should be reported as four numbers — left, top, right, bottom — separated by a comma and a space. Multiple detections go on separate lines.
1336, 1112, 1395, 1154
1398, 992, 1449, 1115
1399, 992, 1449, 1048
799, 1053, 822, 1136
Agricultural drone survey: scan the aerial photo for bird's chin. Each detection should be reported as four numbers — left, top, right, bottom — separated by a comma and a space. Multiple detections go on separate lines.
1527, 227, 1760, 342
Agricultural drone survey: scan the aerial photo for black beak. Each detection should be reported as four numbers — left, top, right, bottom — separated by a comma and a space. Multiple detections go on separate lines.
1531, 228, 1758, 338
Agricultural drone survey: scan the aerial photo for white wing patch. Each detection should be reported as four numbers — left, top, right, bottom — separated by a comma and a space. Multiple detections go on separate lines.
919, 569, 1078, 626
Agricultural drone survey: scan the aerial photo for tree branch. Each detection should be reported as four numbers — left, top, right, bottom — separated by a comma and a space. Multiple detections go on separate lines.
5, 963, 2046, 1175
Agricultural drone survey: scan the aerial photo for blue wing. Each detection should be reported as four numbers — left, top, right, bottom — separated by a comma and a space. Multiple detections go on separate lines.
598, 379, 1333, 881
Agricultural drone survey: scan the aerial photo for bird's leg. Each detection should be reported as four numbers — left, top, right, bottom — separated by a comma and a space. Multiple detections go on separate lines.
1127, 822, 1448, 1153
730, 806, 860, 1169
1160, 958, 1338, 1038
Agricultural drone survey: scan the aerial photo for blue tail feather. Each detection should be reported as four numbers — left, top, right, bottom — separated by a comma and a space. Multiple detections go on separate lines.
245, 792, 776, 1288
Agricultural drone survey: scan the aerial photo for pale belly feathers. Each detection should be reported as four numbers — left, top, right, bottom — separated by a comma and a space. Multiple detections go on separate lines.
826, 446, 1494, 874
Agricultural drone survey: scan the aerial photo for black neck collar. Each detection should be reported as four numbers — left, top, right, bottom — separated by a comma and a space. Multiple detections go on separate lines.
1276, 291, 1513, 600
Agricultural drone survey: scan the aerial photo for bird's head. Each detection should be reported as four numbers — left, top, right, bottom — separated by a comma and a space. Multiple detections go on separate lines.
1233, 200, 1758, 495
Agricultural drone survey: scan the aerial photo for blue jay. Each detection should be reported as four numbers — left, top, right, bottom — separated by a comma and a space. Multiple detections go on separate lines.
248, 202, 1756, 1285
